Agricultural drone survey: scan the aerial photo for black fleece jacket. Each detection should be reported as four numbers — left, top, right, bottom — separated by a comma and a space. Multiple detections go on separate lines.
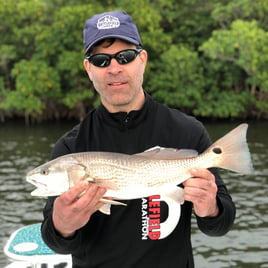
41, 93, 235, 268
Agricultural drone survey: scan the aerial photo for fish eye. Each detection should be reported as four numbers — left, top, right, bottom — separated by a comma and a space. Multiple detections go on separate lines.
41, 169, 49, 175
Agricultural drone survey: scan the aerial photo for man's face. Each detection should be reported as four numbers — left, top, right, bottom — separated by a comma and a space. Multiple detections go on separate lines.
84, 39, 147, 113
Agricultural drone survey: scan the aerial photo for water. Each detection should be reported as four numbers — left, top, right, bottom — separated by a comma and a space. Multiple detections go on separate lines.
0, 120, 267, 267
192, 121, 268, 268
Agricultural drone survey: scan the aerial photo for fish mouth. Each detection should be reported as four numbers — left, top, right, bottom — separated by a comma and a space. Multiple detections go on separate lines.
27, 177, 47, 189
30, 188, 49, 197
26, 177, 49, 196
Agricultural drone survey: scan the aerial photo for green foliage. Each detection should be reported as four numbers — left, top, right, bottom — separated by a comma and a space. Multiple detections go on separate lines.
115, 0, 172, 53
200, 19, 268, 117
200, 20, 268, 78
154, 0, 216, 48
212, 0, 268, 31
194, 89, 254, 118
0, 59, 61, 118
148, 45, 204, 112
0, 0, 267, 121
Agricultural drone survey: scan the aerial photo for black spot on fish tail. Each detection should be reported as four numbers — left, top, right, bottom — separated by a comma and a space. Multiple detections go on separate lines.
213, 147, 222, 154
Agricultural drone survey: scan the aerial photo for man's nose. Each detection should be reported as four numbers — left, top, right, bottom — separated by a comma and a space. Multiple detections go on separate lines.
107, 58, 123, 74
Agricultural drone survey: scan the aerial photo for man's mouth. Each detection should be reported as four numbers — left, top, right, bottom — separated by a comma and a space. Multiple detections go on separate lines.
108, 82, 126, 86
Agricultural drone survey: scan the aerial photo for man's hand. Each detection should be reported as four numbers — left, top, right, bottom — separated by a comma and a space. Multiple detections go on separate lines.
52, 181, 106, 238
183, 168, 219, 218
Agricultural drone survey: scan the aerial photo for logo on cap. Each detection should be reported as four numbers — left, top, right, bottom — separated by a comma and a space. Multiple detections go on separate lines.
97, 15, 120, 30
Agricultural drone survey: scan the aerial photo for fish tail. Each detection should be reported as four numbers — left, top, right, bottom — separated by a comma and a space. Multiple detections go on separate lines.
208, 123, 254, 174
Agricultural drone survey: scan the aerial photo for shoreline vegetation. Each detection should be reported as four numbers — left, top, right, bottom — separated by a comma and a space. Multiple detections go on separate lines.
1, 0, 268, 124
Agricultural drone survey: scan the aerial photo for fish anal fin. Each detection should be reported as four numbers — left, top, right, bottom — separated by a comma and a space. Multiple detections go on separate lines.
98, 198, 127, 215
163, 186, 185, 204
100, 198, 127, 206
99, 203, 111, 215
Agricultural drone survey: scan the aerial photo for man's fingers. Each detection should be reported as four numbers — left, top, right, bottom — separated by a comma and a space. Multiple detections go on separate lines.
183, 168, 217, 201
184, 178, 212, 191
75, 184, 106, 209
60, 181, 91, 205
189, 168, 215, 181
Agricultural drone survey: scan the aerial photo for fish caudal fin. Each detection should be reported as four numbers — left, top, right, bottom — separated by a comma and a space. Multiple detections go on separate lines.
208, 123, 254, 175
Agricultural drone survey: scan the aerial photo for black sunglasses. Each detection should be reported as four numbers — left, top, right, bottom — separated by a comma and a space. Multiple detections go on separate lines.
86, 48, 143, 68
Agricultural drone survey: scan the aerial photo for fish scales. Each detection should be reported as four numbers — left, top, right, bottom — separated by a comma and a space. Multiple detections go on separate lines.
74, 152, 159, 186
26, 123, 253, 234
72, 151, 212, 188
26, 124, 254, 203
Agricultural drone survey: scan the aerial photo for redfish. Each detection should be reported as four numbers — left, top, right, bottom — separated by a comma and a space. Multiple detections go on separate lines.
27, 124, 253, 213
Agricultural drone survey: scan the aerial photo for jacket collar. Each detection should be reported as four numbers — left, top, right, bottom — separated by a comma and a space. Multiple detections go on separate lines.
95, 92, 155, 129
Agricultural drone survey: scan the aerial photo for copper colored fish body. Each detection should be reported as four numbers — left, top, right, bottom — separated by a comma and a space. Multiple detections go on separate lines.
27, 123, 253, 211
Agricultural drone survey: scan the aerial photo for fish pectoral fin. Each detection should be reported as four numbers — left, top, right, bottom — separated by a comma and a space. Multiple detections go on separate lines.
98, 198, 127, 215
67, 163, 88, 186
136, 146, 198, 160
163, 186, 185, 204
87, 178, 120, 191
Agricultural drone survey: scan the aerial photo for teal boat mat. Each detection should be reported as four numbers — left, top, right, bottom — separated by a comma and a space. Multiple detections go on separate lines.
4, 223, 71, 264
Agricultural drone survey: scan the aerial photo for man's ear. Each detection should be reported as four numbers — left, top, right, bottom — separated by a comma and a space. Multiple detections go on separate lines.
84, 59, 93, 81
140, 50, 148, 65
139, 50, 148, 72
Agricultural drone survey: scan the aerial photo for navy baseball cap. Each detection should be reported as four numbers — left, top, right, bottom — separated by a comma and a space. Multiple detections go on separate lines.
83, 11, 142, 54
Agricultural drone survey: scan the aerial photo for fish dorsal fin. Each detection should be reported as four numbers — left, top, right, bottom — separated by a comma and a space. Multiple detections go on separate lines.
135, 146, 198, 160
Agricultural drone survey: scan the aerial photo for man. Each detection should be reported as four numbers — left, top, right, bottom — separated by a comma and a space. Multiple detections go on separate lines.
41, 11, 235, 267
